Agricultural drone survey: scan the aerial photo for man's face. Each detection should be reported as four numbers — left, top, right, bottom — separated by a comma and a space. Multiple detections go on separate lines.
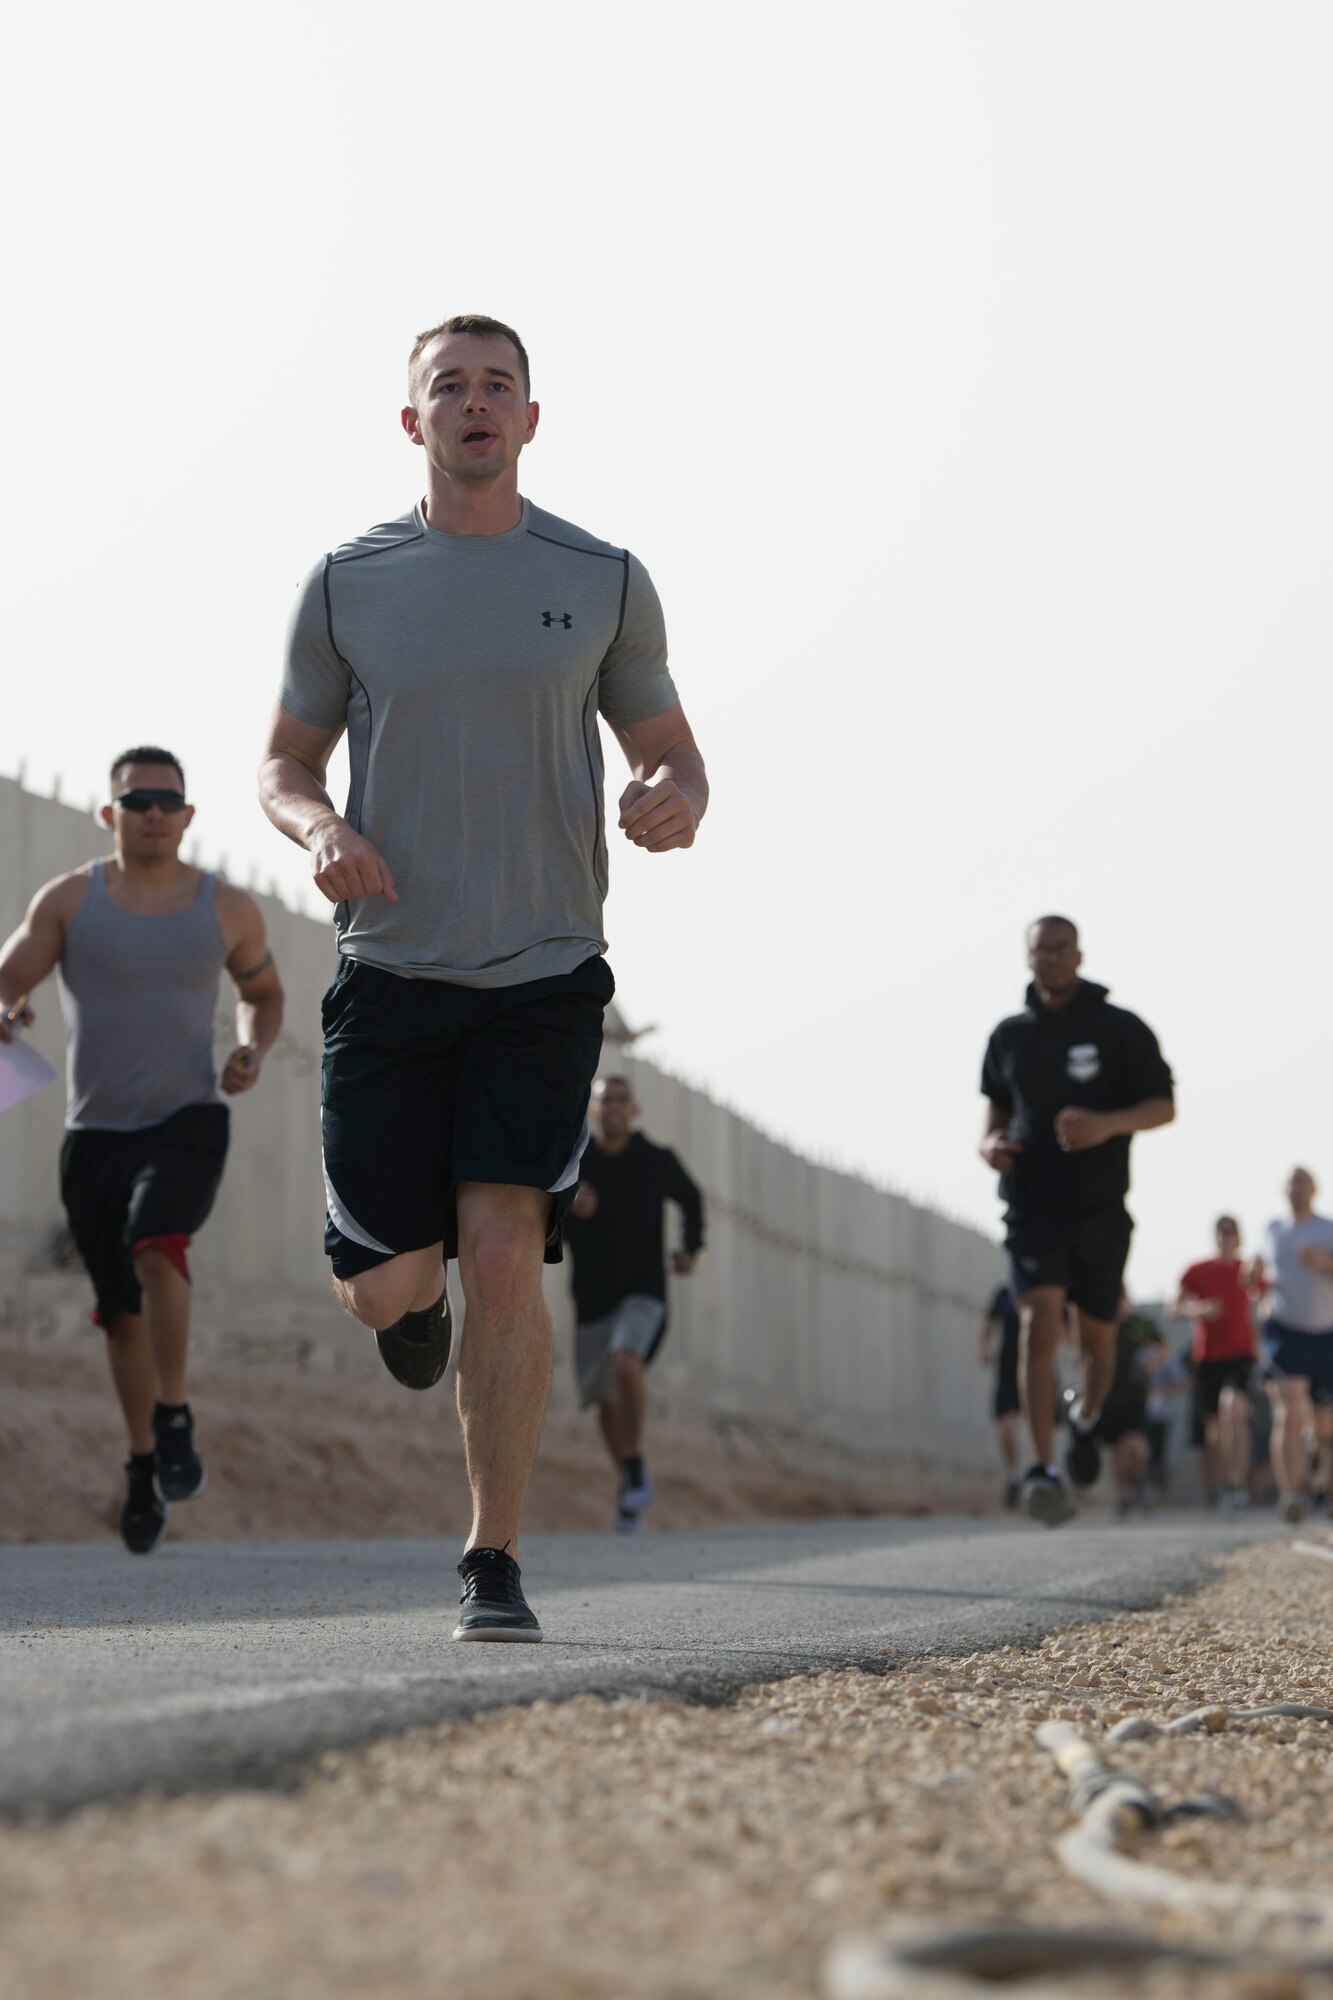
594, 1082, 636, 1141
1288, 1168, 1316, 1211
1027, 922, 1081, 994
1215, 1219, 1240, 1256
401, 332, 538, 486
100, 762, 194, 864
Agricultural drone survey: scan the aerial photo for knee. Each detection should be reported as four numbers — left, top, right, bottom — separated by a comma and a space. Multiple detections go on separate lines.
1021, 1304, 1062, 1355
335, 1265, 410, 1330
463, 1219, 539, 1301
611, 1349, 644, 1391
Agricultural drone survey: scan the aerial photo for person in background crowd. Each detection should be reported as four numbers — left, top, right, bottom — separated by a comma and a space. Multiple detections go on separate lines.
565, 1075, 705, 1531
0, 747, 283, 1554
979, 916, 1175, 1527
1252, 1168, 1333, 1524
1139, 1331, 1190, 1499
979, 1282, 1023, 1510
1173, 1216, 1263, 1511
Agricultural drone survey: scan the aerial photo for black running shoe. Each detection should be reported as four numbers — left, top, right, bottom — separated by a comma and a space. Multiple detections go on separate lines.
1064, 1415, 1102, 1489
121, 1455, 168, 1555
1021, 1464, 1077, 1528
153, 1402, 206, 1501
452, 1546, 542, 1643
375, 1286, 452, 1391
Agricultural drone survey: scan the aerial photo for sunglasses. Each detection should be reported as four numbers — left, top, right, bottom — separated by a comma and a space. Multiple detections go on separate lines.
114, 789, 189, 813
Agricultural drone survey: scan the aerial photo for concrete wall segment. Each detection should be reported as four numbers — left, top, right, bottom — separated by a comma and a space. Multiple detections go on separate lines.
1, 774, 1004, 1474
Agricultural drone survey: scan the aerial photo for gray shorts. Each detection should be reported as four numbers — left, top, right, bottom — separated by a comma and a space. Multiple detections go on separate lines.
575, 1294, 667, 1407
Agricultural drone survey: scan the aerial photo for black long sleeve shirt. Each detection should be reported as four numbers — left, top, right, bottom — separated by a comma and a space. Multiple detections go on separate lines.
565, 1132, 705, 1323
981, 980, 1174, 1213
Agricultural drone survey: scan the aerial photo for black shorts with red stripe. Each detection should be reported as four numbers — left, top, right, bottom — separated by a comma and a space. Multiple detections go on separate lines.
59, 1102, 230, 1329
319, 954, 612, 1280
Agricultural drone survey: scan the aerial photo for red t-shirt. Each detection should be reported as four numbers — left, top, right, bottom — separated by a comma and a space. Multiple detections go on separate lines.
1179, 1258, 1260, 1362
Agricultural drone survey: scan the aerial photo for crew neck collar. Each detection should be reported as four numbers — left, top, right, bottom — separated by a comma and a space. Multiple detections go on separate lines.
412, 497, 531, 546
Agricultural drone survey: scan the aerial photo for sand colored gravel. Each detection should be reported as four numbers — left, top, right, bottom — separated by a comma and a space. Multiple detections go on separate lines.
0, 1540, 1329, 1999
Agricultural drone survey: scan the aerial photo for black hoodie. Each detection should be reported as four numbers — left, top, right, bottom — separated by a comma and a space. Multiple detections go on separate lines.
981, 981, 1174, 1213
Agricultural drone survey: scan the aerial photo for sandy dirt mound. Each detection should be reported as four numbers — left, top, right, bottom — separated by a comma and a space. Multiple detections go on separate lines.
0, 1347, 958, 1546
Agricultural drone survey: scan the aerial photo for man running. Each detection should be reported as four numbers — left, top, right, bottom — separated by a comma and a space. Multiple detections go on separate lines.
1172, 1215, 1261, 1511
978, 1282, 1023, 1509
0, 748, 283, 1553
979, 915, 1175, 1527
259, 314, 707, 1641
564, 1074, 705, 1531
1252, 1168, 1333, 1523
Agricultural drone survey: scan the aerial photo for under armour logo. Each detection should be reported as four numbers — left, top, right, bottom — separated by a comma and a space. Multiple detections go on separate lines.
541, 611, 573, 628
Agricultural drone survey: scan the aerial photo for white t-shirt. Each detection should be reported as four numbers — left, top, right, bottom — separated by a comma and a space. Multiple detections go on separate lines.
1263, 1214, 1333, 1333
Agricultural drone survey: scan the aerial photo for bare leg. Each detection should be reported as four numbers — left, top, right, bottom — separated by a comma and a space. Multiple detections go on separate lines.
608, 1350, 646, 1457
1268, 1378, 1313, 1496
1073, 1309, 1116, 1424
334, 1242, 445, 1329
1218, 1390, 1252, 1493
596, 1400, 627, 1469
105, 1315, 156, 1455
454, 1184, 551, 1560
131, 1247, 192, 1406
1019, 1287, 1067, 1466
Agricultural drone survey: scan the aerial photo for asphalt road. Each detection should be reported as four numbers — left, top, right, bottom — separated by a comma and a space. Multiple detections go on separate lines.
0, 1511, 1279, 1818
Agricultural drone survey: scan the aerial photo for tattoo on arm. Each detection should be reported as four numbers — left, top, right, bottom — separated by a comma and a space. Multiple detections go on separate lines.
234, 949, 274, 982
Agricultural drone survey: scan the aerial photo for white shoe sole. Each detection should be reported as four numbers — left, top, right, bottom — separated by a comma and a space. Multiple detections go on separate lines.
452, 1623, 543, 1643
1023, 1483, 1077, 1528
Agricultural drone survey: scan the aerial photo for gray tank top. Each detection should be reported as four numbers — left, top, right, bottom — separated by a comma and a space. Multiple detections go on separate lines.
58, 860, 227, 1131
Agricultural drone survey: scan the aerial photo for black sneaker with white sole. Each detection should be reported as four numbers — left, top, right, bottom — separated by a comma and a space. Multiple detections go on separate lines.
153, 1401, 206, 1501
1021, 1464, 1077, 1528
375, 1287, 452, 1391
452, 1546, 542, 1642
121, 1453, 168, 1555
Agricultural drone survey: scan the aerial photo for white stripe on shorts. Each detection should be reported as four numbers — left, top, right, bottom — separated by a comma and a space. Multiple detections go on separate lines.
322, 1149, 396, 1257
547, 1109, 591, 1195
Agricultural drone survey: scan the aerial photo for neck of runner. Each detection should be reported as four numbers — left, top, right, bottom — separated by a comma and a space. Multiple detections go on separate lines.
421, 476, 524, 538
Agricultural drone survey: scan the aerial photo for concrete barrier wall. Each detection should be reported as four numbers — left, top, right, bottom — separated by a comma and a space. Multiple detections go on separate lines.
0, 775, 1003, 1468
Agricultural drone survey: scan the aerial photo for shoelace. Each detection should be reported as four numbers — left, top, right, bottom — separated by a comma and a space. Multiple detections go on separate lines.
458, 1551, 521, 1604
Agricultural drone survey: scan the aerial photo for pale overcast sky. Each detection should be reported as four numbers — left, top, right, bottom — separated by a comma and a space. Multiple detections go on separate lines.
2, 1, 1329, 1297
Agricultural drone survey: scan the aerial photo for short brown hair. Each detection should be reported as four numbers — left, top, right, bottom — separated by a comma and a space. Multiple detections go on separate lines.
407, 315, 531, 402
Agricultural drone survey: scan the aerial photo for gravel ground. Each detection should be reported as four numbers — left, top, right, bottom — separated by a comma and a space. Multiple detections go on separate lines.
1, 1537, 1329, 2000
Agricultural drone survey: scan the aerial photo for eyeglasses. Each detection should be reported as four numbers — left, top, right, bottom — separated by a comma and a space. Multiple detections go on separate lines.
114, 789, 189, 813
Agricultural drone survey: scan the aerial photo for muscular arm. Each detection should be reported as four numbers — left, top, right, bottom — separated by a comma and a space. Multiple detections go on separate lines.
0, 876, 77, 1043
257, 706, 398, 904
217, 888, 285, 1094
610, 700, 708, 854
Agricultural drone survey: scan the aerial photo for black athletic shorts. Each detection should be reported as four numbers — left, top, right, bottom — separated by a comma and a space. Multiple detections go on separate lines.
1100, 1391, 1148, 1446
59, 1102, 230, 1329
1196, 1356, 1254, 1417
320, 954, 613, 1280
1004, 1204, 1132, 1324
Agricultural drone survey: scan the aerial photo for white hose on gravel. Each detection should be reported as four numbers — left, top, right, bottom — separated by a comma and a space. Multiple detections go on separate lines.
823, 1544, 1333, 1998
1038, 1720, 1333, 1928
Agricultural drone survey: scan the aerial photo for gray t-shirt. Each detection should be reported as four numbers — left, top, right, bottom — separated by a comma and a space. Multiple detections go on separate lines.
281, 499, 677, 988
1263, 1214, 1333, 1332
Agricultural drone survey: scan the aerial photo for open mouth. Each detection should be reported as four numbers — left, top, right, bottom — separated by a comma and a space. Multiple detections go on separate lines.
462, 427, 496, 445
